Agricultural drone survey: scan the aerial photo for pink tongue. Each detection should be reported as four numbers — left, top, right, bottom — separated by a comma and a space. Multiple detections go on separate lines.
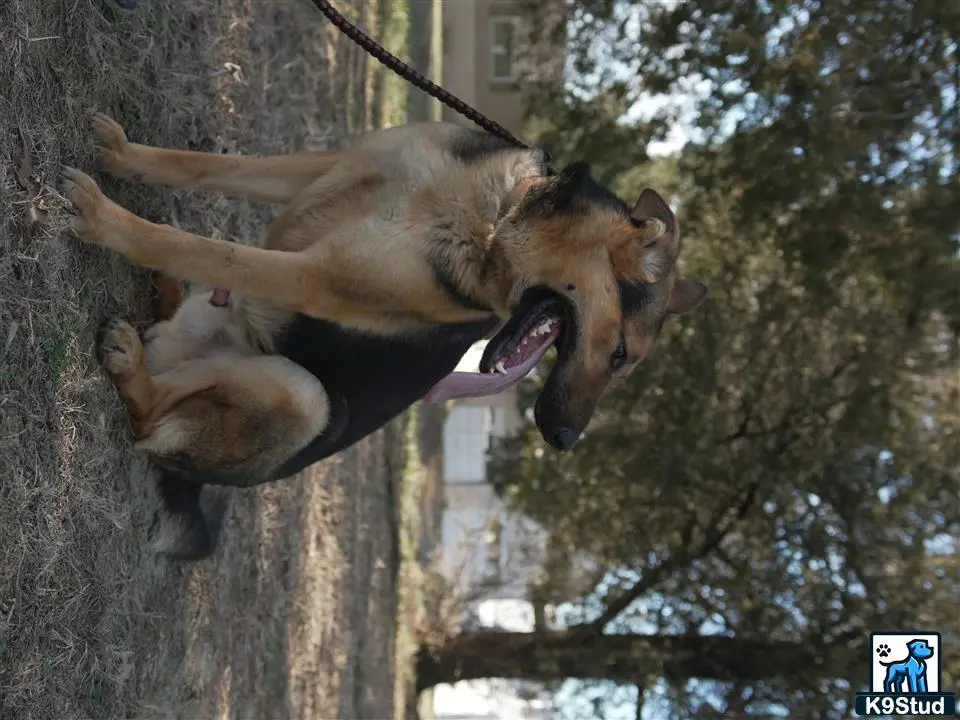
424, 328, 560, 404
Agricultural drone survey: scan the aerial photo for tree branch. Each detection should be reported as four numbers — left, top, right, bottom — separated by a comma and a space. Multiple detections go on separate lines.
635, 682, 645, 720
585, 349, 856, 636
578, 481, 759, 636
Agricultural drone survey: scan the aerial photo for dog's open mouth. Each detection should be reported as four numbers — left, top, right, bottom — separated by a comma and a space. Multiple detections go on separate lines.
424, 289, 567, 403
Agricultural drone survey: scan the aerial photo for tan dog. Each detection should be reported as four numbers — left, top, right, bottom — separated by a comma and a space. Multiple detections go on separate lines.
61, 114, 707, 558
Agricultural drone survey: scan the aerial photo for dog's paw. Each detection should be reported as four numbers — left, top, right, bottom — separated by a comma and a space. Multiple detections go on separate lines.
59, 165, 112, 241
92, 113, 135, 178
877, 643, 891, 658
97, 317, 144, 379
59, 165, 134, 255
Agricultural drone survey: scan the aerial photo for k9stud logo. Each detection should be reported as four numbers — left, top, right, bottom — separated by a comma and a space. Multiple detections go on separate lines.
854, 631, 956, 716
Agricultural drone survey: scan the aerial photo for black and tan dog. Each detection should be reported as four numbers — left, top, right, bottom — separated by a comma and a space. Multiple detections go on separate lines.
60, 114, 707, 559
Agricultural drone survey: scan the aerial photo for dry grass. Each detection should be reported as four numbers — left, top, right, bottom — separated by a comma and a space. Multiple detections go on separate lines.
0, 0, 419, 717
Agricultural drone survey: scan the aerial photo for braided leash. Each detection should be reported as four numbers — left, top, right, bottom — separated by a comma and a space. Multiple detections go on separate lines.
310, 0, 528, 149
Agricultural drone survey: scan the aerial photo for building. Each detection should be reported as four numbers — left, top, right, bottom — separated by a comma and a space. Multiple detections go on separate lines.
441, 0, 566, 138
439, 342, 544, 601
432, 343, 557, 720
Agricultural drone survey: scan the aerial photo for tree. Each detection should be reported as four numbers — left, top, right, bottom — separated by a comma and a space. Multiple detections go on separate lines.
422, 0, 960, 716
416, 632, 861, 690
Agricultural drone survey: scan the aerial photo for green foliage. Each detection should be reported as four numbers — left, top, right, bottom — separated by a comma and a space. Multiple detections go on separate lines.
491, 0, 960, 716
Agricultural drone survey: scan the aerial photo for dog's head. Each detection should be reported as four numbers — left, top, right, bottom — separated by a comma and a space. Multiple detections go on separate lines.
907, 639, 934, 660
482, 163, 708, 450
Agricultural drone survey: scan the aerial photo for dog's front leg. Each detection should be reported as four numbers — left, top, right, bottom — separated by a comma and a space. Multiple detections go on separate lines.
92, 113, 342, 205
60, 167, 320, 312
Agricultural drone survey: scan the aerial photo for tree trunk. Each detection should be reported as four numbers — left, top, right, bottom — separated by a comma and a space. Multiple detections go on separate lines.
416, 631, 861, 692
405, 0, 435, 122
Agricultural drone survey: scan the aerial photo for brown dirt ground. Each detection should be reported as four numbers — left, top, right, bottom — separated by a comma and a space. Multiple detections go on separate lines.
0, 0, 416, 717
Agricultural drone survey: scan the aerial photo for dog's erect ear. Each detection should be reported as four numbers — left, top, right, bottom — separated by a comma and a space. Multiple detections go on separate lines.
667, 277, 708, 315
631, 188, 675, 232
630, 189, 679, 283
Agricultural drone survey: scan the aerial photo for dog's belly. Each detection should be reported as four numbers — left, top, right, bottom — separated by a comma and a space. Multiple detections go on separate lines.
144, 291, 261, 375
270, 313, 497, 479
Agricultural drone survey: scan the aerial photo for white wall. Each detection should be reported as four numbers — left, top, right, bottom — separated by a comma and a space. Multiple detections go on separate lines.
435, 345, 555, 719
444, 405, 492, 484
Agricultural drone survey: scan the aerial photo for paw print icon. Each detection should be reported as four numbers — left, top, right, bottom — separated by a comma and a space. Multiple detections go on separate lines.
876, 643, 892, 658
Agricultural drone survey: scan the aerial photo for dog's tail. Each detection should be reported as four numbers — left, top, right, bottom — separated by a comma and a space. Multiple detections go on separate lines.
148, 470, 229, 562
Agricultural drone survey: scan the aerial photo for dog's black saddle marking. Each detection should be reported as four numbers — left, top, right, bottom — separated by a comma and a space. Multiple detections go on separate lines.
271, 314, 498, 480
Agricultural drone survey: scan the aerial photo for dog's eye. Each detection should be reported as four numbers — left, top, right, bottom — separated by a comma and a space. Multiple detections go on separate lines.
610, 333, 628, 371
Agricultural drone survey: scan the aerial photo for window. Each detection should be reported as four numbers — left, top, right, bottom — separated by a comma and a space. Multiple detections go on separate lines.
443, 406, 492, 483
482, 513, 503, 585
489, 16, 520, 83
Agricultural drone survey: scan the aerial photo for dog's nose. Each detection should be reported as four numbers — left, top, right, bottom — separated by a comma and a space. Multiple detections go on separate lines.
552, 426, 578, 451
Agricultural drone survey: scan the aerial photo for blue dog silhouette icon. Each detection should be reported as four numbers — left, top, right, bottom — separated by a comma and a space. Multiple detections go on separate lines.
881, 638, 934, 693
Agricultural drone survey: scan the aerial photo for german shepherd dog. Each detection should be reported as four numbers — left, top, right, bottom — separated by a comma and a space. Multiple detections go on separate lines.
60, 114, 707, 559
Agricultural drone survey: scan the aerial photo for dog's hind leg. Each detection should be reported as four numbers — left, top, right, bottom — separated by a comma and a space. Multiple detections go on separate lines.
98, 319, 329, 561
97, 319, 330, 483
97, 318, 158, 439
883, 668, 905, 693
94, 319, 216, 561
92, 113, 342, 204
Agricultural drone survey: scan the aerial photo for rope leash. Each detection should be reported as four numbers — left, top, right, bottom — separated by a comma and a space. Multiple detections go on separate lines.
310, 0, 528, 149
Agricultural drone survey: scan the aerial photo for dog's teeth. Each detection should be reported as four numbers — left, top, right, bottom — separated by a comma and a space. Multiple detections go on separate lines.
495, 361, 507, 375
